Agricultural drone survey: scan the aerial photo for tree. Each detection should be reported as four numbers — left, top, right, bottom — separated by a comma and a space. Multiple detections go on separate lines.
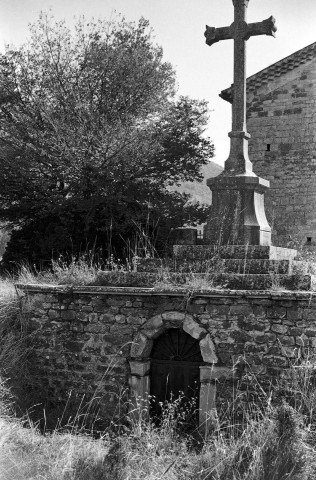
0, 13, 214, 268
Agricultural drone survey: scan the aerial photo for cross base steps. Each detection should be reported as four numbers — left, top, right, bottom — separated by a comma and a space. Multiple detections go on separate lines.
173, 245, 298, 260
134, 244, 316, 291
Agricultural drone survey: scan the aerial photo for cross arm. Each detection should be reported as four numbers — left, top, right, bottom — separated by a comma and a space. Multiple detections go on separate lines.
246, 16, 277, 40
205, 16, 277, 47
204, 25, 232, 46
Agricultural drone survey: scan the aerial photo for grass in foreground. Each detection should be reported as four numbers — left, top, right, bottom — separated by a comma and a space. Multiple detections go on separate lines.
1, 372, 316, 479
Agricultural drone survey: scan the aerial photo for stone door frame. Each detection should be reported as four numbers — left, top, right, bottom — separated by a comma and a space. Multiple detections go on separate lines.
128, 311, 230, 432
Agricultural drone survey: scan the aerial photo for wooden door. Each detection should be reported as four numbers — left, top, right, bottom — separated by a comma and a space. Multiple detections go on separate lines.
150, 328, 203, 422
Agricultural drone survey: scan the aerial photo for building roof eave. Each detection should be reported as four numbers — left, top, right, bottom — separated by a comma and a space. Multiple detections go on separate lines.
220, 40, 316, 104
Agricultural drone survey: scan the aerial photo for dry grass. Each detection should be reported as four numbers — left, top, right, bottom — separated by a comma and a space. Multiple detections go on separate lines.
0, 418, 110, 480
0, 279, 28, 379
16, 256, 104, 286
13, 250, 227, 291
1, 365, 316, 479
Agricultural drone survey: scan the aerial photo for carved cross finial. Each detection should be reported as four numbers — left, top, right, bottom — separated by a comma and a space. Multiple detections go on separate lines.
205, 0, 277, 175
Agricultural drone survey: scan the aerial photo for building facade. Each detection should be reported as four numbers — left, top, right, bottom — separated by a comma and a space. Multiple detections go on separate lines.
220, 42, 316, 249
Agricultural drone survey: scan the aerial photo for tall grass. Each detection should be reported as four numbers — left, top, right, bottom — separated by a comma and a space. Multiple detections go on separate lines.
0, 279, 29, 392
16, 254, 107, 286
0, 400, 110, 480
1, 370, 316, 479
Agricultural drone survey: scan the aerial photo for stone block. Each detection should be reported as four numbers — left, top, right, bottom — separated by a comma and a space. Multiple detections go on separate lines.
199, 383, 216, 430
141, 315, 164, 339
296, 334, 309, 346
194, 298, 208, 305
61, 310, 76, 321
84, 324, 109, 334
252, 305, 266, 316
230, 330, 253, 342
42, 302, 53, 309
303, 310, 316, 321
80, 305, 93, 312
129, 360, 150, 377
267, 345, 281, 355
200, 334, 218, 364
277, 335, 295, 346
309, 337, 316, 349
65, 341, 84, 353
173, 245, 297, 261
288, 327, 303, 336
254, 333, 276, 343
133, 301, 143, 308
109, 306, 120, 314
126, 316, 144, 325
271, 324, 288, 334
186, 304, 206, 314
130, 333, 153, 358
99, 313, 115, 323
70, 323, 84, 333
183, 316, 206, 339
305, 328, 316, 337
109, 324, 132, 336
200, 365, 232, 381
120, 308, 135, 316
267, 307, 287, 319
207, 304, 230, 315
161, 311, 185, 321
280, 346, 298, 358
87, 313, 99, 323
262, 356, 288, 367
223, 259, 291, 274
76, 312, 90, 322
115, 314, 126, 324
238, 319, 266, 332
129, 374, 150, 402
245, 343, 267, 353
107, 298, 126, 307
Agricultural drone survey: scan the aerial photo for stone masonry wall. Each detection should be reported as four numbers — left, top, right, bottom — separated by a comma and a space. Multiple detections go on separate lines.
247, 57, 316, 248
18, 284, 316, 425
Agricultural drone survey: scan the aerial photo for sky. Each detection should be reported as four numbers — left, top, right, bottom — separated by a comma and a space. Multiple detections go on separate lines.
0, 0, 316, 165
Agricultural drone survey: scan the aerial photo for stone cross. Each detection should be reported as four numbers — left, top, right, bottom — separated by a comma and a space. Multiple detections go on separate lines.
203, 0, 277, 246
205, 0, 277, 175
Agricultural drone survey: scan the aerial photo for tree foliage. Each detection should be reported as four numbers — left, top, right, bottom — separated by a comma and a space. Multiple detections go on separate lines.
0, 14, 214, 267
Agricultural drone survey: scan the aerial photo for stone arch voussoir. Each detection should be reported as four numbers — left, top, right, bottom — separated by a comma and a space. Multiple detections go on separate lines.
128, 310, 221, 431
130, 311, 218, 363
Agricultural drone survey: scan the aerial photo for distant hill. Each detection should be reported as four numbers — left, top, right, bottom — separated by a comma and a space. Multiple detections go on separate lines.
170, 160, 223, 205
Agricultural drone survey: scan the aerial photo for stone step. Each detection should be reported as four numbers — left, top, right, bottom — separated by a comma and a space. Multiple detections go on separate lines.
173, 245, 298, 261
178, 259, 296, 275
137, 258, 290, 274
137, 257, 316, 275
90, 271, 316, 291
211, 273, 316, 291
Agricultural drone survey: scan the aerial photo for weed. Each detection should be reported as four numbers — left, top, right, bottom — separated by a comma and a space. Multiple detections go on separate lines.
1, 359, 316, 479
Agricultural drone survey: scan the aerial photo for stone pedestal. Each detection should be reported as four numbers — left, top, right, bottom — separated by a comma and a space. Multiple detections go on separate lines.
204, 174, 271, 246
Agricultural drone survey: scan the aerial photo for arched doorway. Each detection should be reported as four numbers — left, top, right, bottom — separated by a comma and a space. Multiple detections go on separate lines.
150, 328, 203, 424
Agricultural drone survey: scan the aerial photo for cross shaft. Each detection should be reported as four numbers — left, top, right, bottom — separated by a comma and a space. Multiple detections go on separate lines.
205, 0, 276, 175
